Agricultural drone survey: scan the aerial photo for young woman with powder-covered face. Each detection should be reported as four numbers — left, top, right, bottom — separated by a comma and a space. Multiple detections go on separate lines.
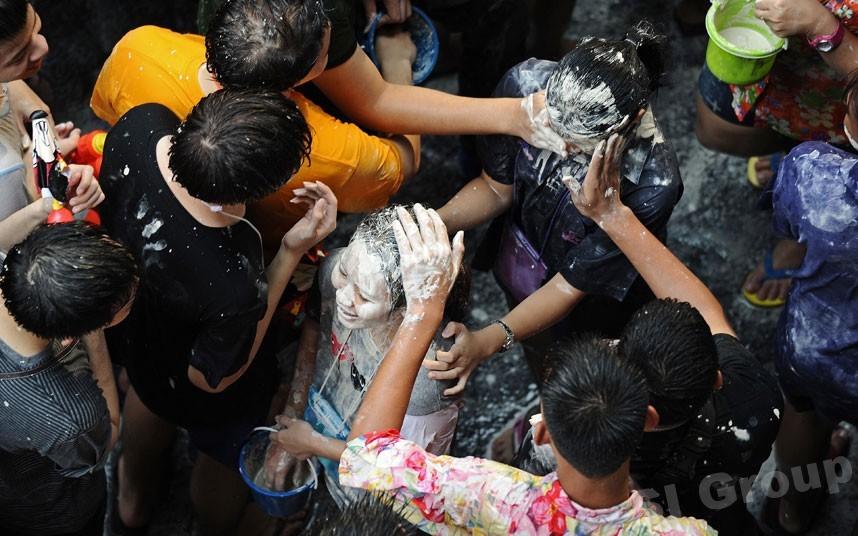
434, 20, 684, 394
265, 204, 468, 505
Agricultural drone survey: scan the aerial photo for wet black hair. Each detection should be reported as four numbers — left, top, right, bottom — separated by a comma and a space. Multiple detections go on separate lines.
206, 0, 329, 91
309, 492, 419, 535
541, 335, 649, 478
546, 19, 667, 140
0, 0, 28, 44
0, 222, 138, 339
169, 88, 311, 205
350, 205, 471, 322
618, 299, 719, 427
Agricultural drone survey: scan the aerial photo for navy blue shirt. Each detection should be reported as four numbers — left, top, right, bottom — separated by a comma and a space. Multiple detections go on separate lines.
478, 59, 683, 300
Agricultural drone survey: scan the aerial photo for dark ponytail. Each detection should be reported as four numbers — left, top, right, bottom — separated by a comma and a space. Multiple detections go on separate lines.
546, 19, 668, 140
623, 20, 668, 93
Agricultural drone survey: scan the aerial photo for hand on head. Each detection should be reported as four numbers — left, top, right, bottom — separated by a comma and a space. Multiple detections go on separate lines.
519, 91, 568, 157
566, 133, 628, 223
392, 203, 464, 313
284, 181, 338, 252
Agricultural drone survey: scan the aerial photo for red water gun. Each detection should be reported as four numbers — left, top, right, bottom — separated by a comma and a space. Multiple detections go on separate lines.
30, 110, 101, 225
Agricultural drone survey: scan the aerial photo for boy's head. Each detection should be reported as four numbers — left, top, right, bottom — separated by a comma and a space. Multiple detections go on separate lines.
310, 492, 419, 535
0, 222, 138, 339
538, 335, 649, 478
618, 299, 719, 428
169, 88, 311, 205
0, 1, 48, 82
206, 0, 330, 91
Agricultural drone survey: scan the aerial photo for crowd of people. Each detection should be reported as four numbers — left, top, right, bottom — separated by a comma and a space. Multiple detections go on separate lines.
0, 0, 856, 534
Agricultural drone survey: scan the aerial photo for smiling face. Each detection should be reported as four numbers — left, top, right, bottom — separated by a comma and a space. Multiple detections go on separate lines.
332, 240, 393, 330
0, 6, 48, 83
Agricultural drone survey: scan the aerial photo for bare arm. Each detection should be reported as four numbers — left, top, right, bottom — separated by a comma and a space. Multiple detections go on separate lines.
756, 0, 858, 77
315, 49, 527, 138
568, 135, 734, 336
82, 330, 120, 449
430, 273, 585, 395
375, 30, 420, 178
0, 200, 49, 250
437, 172, 513, 233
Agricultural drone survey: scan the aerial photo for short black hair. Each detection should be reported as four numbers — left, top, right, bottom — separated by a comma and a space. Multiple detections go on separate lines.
619, 299, 719, 427
541, 335, 648, 478
169, 88, 311, 205
0, 0, 28, 44
546, 19, 667, 140
206, 0, 329, 91
309, 492, 419, 535
0, 222, 138, 339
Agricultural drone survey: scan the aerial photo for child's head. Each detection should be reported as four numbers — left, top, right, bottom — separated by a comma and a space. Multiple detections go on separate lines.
618, 299, 719, 428
169, 88, 311, 205
310, 492, 419, 534
545, 20, 666, 153
538, 335, 649, 478
333, 205, 469, 330
206, 0, 330, 91
0, 222, 138, 339
0, 0, 48, 82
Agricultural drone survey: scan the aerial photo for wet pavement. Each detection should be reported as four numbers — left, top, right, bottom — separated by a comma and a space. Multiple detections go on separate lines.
31, 0, 857, 533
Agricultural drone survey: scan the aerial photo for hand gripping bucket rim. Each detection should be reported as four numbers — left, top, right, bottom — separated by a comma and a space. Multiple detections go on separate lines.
362, 6, 440, 85
705, 0, 786, 84
238, 430, 320, 518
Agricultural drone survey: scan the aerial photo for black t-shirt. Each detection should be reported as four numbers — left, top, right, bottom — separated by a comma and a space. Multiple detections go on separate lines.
325, 0, 358, 70
631, 334, 783, 491
100, 104, 276, 426
478, 59, 683, 301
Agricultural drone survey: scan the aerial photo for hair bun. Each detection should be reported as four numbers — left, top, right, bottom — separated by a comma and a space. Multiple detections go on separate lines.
623, 20, 668, 92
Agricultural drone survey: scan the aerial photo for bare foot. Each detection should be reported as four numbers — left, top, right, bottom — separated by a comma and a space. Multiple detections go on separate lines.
752, 155, 777, 190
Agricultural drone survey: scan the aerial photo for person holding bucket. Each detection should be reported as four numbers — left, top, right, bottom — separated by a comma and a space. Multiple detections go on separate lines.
431, 20, 683, 393
695, 0, 858, 306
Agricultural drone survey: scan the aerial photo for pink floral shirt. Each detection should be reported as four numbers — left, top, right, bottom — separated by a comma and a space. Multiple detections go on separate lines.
339, 431, 716, 535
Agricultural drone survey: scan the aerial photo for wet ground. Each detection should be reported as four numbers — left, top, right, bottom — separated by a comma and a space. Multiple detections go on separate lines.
32, 0, 857, 534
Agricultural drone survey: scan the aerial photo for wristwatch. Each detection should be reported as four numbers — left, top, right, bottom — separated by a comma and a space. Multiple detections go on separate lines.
494, 319, 516, 353
808, 22, 845, 53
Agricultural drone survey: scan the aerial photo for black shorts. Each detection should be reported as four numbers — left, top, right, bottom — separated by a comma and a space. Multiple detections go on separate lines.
697, 64, 756, 126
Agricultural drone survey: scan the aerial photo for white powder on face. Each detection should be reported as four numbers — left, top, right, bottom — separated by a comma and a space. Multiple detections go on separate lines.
334, 243, 392, 329
719, 26, 776, 52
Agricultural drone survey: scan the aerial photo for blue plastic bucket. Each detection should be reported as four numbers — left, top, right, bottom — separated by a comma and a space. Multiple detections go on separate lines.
238, 431, 319, 518
363, 6, 440, 85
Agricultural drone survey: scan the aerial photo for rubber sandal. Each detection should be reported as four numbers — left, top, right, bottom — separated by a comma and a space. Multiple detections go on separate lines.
747, 153, 783, 190
742, 251, 794, 308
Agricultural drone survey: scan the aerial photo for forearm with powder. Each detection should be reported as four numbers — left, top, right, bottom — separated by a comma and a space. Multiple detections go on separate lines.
437, 173, 512, 233
280, 319, 320, 417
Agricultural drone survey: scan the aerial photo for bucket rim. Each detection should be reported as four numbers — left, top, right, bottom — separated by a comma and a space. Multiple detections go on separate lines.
238, 432, 320, 498
705, 2, 784, 59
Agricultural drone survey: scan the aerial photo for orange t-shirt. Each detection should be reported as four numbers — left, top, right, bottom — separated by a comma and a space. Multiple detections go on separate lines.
91, 26, 405, 251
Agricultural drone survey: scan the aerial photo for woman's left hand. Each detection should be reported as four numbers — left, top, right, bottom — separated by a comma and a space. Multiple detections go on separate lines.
755, 0, 837, 38
566, 133, 627, 223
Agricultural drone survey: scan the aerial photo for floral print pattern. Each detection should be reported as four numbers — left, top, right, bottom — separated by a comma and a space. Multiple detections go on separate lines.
339, 431, 716, 535
728, 0, 858, 144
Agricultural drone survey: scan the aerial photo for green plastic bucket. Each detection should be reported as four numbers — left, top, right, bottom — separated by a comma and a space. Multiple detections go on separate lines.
705, 0, 786, 85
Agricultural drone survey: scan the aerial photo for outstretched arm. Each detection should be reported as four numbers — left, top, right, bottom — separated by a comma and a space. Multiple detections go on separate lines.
314, 48, 566, 154
567, 135, 734, 336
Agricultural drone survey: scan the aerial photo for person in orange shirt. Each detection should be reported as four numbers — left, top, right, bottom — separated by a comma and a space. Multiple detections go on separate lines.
91, 24, 419, 253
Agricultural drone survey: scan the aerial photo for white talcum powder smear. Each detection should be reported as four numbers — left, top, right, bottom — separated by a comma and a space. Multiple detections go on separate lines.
719, 26, 775, 52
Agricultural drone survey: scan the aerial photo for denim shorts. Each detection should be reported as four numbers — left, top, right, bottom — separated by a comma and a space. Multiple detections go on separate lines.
697, 64, 756, 126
